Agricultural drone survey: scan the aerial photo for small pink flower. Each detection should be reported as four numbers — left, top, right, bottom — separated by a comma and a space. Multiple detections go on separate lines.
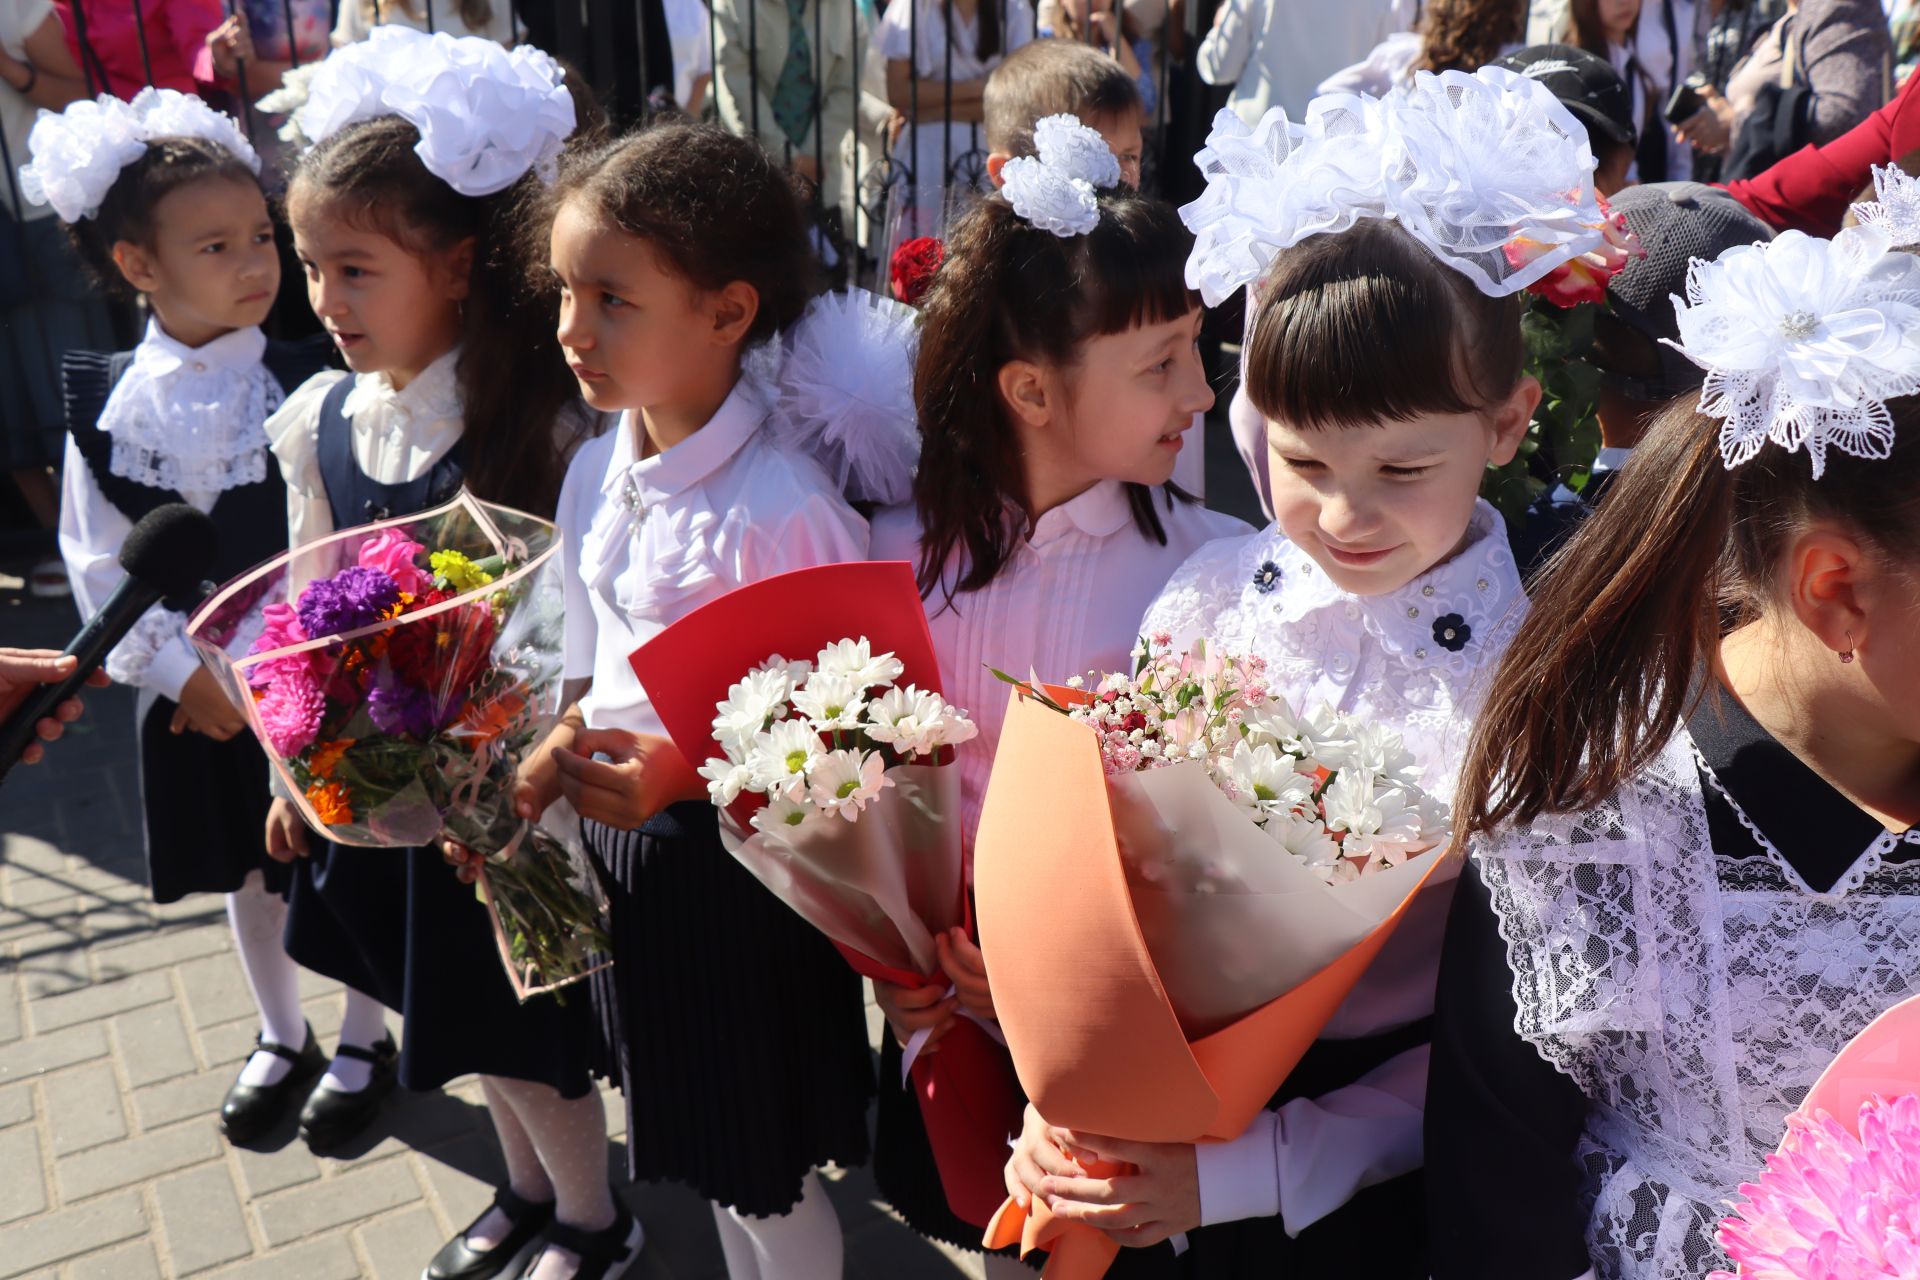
356, 529, 431, 598
256, 667, 327, 758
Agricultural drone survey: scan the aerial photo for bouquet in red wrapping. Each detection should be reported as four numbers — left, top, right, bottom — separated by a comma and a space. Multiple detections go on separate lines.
629, 560, 1027, 1228
187, 492, 609, 1000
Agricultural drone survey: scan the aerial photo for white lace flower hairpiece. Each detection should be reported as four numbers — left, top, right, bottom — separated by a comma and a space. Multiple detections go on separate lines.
19, 87, 261, 223
1852, 164, 1920, 248
296, 26, 576, 197
1179, 65, 1611, 305
1000, 113, 1123, 238
1666, 224, 1920, 478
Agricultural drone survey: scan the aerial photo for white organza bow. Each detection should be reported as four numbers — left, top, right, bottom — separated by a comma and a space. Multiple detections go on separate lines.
1668, 225, 1920, 478
1853, 164, 1920, 250
1001, 113, 1123, 238
1179, 65, 1611, 305
19, 88, 260, 223
296, 26, 576, 196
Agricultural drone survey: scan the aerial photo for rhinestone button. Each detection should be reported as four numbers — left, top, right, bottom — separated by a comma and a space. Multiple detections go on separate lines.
1476, 579, 1489, 592
1415, 647, 1428, 659
1344, 604, 1360, 620
1421, 585, 1434, 597
1406, 606, 1419, 619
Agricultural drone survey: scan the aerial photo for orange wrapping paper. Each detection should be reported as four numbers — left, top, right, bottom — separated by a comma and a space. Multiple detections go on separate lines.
974, 690, 1447, 1276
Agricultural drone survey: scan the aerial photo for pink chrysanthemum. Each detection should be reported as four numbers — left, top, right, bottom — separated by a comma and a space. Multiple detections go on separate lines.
356, 528, 431, 598
1710, 1093, 1920, 1280
246, 602, 311, 690
256, 667, 327, 758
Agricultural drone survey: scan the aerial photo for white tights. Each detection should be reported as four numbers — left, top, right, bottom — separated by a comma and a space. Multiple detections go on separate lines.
710, 1170, 844, 1280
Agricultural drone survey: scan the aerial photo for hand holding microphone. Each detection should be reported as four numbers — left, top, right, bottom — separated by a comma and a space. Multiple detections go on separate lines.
0, 650, 111, 766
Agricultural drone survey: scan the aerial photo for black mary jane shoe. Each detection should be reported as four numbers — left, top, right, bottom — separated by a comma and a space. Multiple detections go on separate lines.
220, 1024, 328, 1145
297, 1034, 398, 1152
423, 1187, 556, 1280
518, 1209, 645, 1280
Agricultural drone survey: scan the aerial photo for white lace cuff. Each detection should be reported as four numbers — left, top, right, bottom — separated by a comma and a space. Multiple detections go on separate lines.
105, 605, 193, 699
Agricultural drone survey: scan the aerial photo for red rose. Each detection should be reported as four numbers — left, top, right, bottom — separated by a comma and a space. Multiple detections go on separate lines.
889, 236, 944, 306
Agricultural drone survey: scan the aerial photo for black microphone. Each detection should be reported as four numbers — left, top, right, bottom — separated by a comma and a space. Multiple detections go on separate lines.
0, 504, 219, 784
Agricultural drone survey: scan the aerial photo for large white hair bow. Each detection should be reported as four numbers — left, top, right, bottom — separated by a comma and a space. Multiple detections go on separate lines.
1179, 65, 1612, 305
1668, 224, 1920, 478
296, 26, 576, 196
19, 88, 260, 224
1000, 114, 1123, 238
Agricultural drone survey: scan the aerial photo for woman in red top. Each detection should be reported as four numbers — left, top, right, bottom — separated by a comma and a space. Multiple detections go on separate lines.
1727, 62, 1920, 234
54, 0, 225, 100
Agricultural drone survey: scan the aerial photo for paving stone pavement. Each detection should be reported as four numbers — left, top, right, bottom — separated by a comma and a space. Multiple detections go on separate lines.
0, 585, 992, 1280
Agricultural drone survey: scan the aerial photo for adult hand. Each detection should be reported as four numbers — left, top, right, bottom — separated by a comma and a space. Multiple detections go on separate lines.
873, 978, 958, 1054
1672, 83, 1735, 155
264, 795, 312, 863
205, 12, 256, 78
552, 727, 703, 830
169, 666, 246, 741
934, 926, 995, 1022
1034, 1130, 1201, 1249
0, 649, 108, 766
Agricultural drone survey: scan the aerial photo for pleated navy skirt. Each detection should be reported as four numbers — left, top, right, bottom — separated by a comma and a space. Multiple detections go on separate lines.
139, 698, 289, 905
282, 840, 596, 1097
584, 803, 874, 1217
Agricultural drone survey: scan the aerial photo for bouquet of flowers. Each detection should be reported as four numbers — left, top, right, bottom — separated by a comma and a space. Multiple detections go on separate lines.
1711, 994, 1920, 1279
978, 639, 1453, 1276
186, 492, 609, 1000
629, 561, 1026, 1229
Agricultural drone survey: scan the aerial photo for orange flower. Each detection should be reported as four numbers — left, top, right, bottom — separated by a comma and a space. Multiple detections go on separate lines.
307, 738, 355, 780
305, 781, 353, 825
454, 689, 528, 745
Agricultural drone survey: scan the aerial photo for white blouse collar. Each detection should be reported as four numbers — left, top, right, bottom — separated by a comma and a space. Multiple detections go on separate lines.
341, 346, 463, 425
1258, 499, 1523, 679
599, 377, 772, 508
132, 318, 268, 379
1030, 479, 1133, 547
97, 319, 279, 500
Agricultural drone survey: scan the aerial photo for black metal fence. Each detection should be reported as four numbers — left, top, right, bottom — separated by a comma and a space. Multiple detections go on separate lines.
1, 0, 1229, 463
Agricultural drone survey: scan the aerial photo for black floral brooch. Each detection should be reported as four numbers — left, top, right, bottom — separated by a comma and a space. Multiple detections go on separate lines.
1252, 560, 1282, 594
1431, 613, 1470, 652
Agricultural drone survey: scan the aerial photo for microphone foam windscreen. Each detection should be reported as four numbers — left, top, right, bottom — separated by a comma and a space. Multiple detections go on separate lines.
118, 504, 221, 603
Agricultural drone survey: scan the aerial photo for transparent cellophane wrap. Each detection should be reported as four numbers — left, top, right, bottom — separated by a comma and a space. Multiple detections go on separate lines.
186, 491, 610, 1000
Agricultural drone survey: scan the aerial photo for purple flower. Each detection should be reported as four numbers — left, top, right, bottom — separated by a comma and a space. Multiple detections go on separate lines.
366, 670, 436, 738
296, 566, 403, 639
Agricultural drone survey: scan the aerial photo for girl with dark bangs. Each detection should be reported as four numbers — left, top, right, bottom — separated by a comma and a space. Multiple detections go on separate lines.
1004, 68, 1611, 1277
865, 114, 1248, 1271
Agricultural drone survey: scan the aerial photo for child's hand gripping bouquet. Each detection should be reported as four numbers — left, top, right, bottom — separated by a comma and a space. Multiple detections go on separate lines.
186, 491, 610, 1000
977, 638, 1453, 1276
628, 560, 1025, 1228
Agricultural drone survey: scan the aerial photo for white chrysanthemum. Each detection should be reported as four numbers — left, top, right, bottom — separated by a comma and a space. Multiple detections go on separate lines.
1239, 700, 1304, 751
1289, 703, 1360, 773
1273, 812, 1342, 869
1344, 722, 1421, 789
1032, 113, 1122, 189
745, 719, 824, 799
749, 793, 815, 835
1226, 742, 1315, 816
812, 638, 905, 688
711, 665, 798, 758
807, 749, 893, 820
1321, 773, 1432, 863
864, 685, 976, 758
698, 757, 757, 806
1002, 155, 1100, 238
791, 672, 868, 733
1854, 163, 1920, 248
1668, 225, 1920, 478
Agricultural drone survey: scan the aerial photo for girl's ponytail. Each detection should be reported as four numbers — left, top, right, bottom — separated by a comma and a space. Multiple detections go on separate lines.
1452, 394, 1735, 840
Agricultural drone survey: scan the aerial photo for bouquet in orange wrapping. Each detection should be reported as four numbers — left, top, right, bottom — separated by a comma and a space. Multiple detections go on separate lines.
976, 639, 1452, 1277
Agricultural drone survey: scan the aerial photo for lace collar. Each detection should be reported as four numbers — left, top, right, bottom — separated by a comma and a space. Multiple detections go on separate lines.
1029, 480, 1132, 547
1688, 687, 1920, 896
1254, 499, 1524, 681
340, 346, 463, 425
599, 377, 772, 510
96, 319, 279, 501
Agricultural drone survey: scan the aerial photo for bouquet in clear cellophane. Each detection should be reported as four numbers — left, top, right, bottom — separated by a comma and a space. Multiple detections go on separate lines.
977, 640, 1454, 1277
185, 490, 609, 1001
628, 561, 1027, 1229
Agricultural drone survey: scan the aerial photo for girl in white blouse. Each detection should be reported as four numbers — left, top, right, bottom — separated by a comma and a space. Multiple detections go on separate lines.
528, 123, 874, 1280
865, 131, 1248, 1272
28, 92, 332, 1156
257, 33, 626, 1280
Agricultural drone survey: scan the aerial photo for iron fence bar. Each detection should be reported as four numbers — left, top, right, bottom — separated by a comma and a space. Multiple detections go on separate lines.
225, 0, 260, 143
130, 0, 156, 90
423, 0, 435, 33
67, 0, 99, 95
284, 0, 304, 67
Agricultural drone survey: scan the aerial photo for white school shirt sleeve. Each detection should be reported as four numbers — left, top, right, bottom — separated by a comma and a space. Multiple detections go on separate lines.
264, 369, 351, 554
741, 488, 871, 580
1193, 1043, 1427, 1235
1195, 0, 1258, 87
557, 433, 611, 685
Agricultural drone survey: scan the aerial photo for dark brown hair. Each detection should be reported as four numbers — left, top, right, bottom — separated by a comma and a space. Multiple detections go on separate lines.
955, 0, 1005, 65
1452, 395, 1920, 844
541, 122, 819, 349
1243, 218, 1525, 430
67, 137, 262, 302
984, 37, 1143, 156
1415, 0, 1529, 74
1565, 0, 1636, 58
912, 190, 1199, 603
289, 115, 584, 516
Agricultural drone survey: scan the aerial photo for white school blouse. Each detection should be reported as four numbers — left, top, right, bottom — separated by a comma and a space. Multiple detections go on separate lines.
558, 377, 870, 739
1139, 498, 1529, 1237
868, 481, 1249, 847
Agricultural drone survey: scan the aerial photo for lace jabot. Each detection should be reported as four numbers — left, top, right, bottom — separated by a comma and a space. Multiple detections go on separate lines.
96, 321, 281, 505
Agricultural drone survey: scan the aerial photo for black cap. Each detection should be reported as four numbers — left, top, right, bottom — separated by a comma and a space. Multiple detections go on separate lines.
1495, 43, 1637, 149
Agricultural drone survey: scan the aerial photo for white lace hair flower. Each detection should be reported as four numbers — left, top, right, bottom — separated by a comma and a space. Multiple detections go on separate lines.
296, 26, 576, 197
1179, 64, 1610, 305
19, 88, 260, 223
1001, 113, 1122, 238
1852, 164, 1920, 248
1666, 224, 1920, 478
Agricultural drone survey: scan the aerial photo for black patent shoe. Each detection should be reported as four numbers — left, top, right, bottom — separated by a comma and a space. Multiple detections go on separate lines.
423, 1186, 556, 1280
220, 1024, 327, 1145
297, 1034, 398, 1152
518, 1209, 644, 1280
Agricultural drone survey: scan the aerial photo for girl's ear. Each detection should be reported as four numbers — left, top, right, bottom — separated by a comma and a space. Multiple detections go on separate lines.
1486, 374, 1543, 466
996, 358, 1051, 431
1787, 527, 1872, 662
110, 240, 159, 295
441, 236, 478, 302
710, 280, 760, 347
